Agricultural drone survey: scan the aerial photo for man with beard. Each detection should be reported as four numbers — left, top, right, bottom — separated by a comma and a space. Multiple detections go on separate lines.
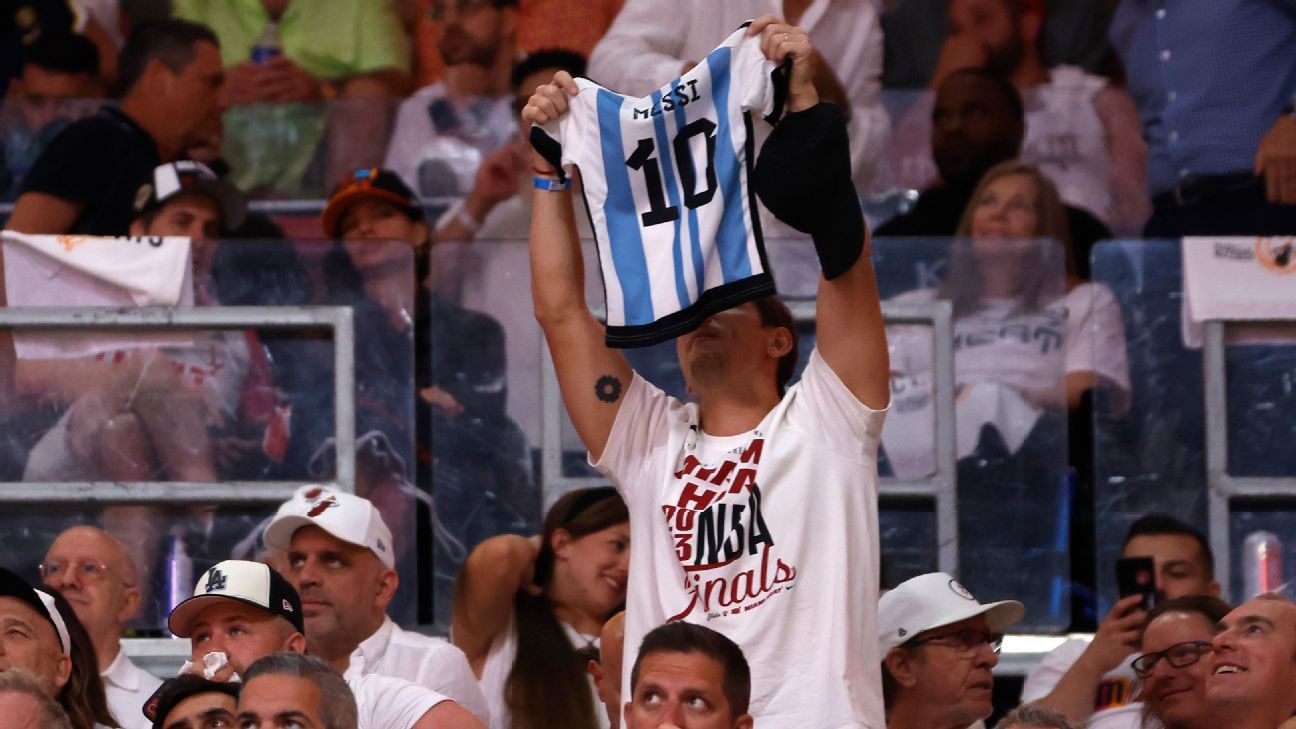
385, 0, 521, 199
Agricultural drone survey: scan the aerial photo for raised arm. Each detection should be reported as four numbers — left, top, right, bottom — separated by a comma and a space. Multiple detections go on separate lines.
748, 17, 890, 410
451, 534, 540, 674
522, 73, 633, 462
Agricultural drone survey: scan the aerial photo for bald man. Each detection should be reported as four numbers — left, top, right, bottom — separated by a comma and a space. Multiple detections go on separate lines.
589, 611, 626, 729
41, 526, 161, 729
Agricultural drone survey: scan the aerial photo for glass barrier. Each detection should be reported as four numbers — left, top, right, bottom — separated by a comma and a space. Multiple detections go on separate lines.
0, 237, 418, 627
1092, 240, 1296, 606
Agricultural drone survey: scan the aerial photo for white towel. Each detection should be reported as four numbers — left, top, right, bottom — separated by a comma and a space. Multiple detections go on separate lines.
2, 231, 194, 359
1181, 236, 1296, 349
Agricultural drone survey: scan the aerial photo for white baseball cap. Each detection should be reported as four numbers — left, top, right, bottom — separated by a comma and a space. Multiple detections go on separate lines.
262, 485, 395, 568
878, 572, 1025, 654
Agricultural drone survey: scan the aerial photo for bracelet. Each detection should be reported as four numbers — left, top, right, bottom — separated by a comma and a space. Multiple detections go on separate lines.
534, 176, 570, 191
453, 202, 481, 233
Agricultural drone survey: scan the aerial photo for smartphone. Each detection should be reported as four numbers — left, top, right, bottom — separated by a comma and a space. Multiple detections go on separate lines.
1116, 556, 1157, 611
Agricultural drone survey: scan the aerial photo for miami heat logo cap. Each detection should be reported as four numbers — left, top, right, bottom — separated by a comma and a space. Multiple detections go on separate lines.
877, 571, 1025, 654
168, 560, 304, 638
262, 485, 396, 569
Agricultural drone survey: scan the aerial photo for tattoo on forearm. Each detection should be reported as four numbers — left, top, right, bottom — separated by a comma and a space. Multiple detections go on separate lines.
595, 375, 623, 403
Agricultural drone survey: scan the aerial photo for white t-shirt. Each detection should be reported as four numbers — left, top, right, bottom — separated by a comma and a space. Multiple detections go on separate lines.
477, 615, 609, 729
344, 616, 490, 724
384, 83, 516, 199
101, 648, 163, 729
595, 349, 887, 729
883, 283, 1129, 477
1021, 637, 1144, 729
349, 672, 450, 729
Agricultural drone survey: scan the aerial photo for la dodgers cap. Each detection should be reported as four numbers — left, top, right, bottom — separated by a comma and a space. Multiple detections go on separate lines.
0, 567, 71, 655
262, 485, 396, 569
134, 160, 247, 230
878, 571, 1025, 654
142, 674, 241, 729
168, 560, 304, 638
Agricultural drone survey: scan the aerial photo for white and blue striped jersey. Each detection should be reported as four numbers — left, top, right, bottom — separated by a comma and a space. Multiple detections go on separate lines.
531, 22, 787, 347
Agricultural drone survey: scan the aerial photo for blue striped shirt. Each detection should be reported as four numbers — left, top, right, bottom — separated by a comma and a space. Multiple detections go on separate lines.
1110, 0, 1296, 195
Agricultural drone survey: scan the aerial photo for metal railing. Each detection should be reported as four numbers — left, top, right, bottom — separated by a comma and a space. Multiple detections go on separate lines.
540, 300, 960, 575
0, 306, 356, 501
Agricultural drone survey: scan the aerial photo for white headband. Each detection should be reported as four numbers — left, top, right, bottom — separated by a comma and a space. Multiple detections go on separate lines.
34, 589, 71, 656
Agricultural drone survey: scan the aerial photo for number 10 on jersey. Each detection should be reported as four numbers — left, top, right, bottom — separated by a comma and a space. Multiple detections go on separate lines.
625, 118, 720, 227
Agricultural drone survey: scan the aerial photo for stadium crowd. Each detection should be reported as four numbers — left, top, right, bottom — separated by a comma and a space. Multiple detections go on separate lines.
0, 0, 1295, 728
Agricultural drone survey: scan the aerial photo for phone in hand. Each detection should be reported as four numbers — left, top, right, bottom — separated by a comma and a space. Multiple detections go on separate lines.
1116, 556, 1157, 611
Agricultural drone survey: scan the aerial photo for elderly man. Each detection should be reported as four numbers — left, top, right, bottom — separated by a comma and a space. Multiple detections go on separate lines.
625, 621, 753, 729
238, 654, 357, 729
879, 572, 1025, 729
1205, 595, 1296, 729
0, 567, 73, 703
142, 675, 240, 729
0, 670, 74, 729
262, 486, 488, 722
168, 559, 485, 729
41, 526, 161, 729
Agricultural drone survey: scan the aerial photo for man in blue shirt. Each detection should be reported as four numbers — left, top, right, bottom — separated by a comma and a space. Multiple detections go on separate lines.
1110, 0, 1296, 237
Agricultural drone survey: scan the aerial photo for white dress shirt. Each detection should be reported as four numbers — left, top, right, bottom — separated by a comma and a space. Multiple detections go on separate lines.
101, 647, 163, 729
588, 0, 889, 192
343, 616, 490, 725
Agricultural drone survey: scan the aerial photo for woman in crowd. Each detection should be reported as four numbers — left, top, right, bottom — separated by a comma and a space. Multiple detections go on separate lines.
1135, 595, 1231, 729
453, 486, 629, 729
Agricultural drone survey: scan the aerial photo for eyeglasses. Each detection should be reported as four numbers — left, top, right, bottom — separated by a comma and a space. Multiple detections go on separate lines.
428, 0, 496, 20
1131, 641, 1214, 679
910, 629, 1004, 655
39, 559, 128, 586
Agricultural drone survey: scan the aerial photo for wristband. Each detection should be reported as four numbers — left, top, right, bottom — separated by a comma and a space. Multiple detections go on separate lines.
534, 176, 570, 191
452, 202, 481, 233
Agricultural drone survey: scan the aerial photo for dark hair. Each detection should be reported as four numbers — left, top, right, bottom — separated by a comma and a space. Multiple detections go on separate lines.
148, 675, 240, 729
994, 704, 1077, 729
938, 67, 1025, 125
49, 590, 120, 729
116, 19, 220, 96
1141, 595, 1232, 640
504, 487, 628, 729
0, 670, 73, 729
753, 295, 798, 396
511, 49, 587, 90
243, 654, 357, 729
23, 33, 100, 76
630, 622, 751, 717
1124, 515, 1215, 580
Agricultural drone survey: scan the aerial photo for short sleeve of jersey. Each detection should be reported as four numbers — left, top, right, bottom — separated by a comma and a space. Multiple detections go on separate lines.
20, 116, 117, 205
732, 25, 780, 120
590, 373, 678, 494
350, 673, 448, 729
787, 349, 887, 461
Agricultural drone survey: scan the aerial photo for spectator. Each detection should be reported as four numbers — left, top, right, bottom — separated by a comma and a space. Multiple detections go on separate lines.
624, 621, 753, 729
878, 572, 1024, 729
880, 0, 1118, 89
0, 0, 120, 97
261, 486, 489, 723
238, 654, 357, 729
887, 0, 1149, 235
453, 487, 629, 729
524, 22, 890, 726
432, 48, 587, 244
6, 20, 225, 235
994, 704, 1078, 729
588, 612, 626, 729
1134, 595, 1232, 729
167, 559, 485, 729
0, 567, 119, 729
2, 33, 104, 199
875, 68, 1112, 275
1022, 515, 1221, 729
385, 0, 520, 199
1205, 595, 1296, 729
1110, 0, 1296, 237
587, 0, 890, 192
0, 670, 74, 729
142, 675, 240, 729
40, 527, 161, 729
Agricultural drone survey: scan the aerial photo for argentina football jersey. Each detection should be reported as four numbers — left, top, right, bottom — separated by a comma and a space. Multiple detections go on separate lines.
531, 22, 788, 347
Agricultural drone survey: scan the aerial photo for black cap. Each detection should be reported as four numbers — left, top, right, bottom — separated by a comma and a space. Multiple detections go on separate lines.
143, 675, 241, 728
0, 567, 71, 655
168, 560, 304, 638
321, 167, 423, 238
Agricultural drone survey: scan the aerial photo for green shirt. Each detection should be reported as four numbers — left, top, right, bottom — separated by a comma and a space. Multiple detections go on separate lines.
172, 0, 410, 79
